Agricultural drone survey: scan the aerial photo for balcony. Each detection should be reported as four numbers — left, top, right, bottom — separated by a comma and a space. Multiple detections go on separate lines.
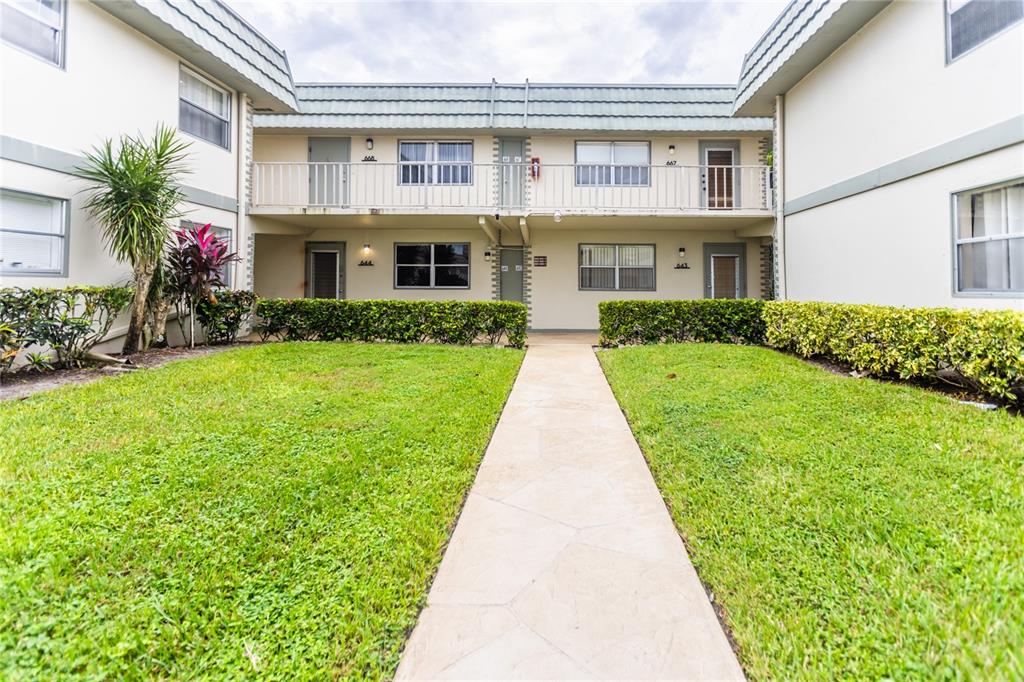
250, 162, 773, 216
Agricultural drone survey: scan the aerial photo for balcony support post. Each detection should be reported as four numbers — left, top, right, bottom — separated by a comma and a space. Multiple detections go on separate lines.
519, 217, 530, 245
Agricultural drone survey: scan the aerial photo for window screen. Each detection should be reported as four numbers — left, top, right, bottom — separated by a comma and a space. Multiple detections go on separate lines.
579, 244, 654, 290
180, 67, 231, 148
395, 243, 470, 288
0, 189, 66, 275
954, 179, 1024, 293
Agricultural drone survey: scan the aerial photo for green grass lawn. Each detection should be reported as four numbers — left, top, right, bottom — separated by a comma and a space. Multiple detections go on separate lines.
0, 342, 522, 679
599, 344, 1024, 680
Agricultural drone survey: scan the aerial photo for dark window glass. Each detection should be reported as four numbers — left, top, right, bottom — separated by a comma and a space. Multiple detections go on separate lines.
435, 266, 470, 287
396, 266, 431, 287
434, 243, 469, 265
396, 244, 432, 264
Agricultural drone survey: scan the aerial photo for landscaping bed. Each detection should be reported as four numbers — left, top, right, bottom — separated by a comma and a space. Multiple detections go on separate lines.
599, 343, 1024, 679
0, 342, 523, 678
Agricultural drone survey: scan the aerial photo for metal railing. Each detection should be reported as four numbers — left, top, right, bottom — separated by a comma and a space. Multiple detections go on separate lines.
251, 162, 773, 213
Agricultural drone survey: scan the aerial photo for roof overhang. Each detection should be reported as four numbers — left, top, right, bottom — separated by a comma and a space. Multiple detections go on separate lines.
733, 0, 891, 117
95, 1, 297, 112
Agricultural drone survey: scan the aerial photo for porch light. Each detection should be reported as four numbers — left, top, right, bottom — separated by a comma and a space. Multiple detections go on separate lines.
362, 243, 371, 255
365, 137, 374, 150
668, 144, 676, 155
678, 247, 686, 258
553, 211, 562, 223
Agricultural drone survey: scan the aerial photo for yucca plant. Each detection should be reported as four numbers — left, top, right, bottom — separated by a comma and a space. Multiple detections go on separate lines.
78, 125, 190, 355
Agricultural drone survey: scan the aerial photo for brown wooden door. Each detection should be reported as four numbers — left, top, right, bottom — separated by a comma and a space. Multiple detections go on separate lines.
705, 149, 735, 209
711, 255, 739, 298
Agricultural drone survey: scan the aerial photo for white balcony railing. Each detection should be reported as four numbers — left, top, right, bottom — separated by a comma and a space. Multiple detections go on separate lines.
251, 162, 773, 214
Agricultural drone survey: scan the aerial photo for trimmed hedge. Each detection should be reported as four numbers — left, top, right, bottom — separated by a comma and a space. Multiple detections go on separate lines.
598, 299, 766, 346
195, 290, 258, 345
255, 299, 527, 348
763, 301, 1024, 403
598, 298, 1024, 403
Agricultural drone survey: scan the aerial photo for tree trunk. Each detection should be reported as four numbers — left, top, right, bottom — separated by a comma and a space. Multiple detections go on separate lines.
151, 299, 171, 349
122, 263, 154, 356
188, 295, 195, 349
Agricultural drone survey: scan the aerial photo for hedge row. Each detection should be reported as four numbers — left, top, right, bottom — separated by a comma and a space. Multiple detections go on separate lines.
598, 299, 766, 346
598, 299, 1024, 403
762, 301, 1024, 403
255, 299, 527, 348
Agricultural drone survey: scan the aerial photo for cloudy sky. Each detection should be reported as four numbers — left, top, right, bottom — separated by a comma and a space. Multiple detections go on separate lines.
225, 0, 788, 84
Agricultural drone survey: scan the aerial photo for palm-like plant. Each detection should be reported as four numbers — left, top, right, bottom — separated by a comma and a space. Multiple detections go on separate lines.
78, 125, 190, 355
167, 223, 239, 348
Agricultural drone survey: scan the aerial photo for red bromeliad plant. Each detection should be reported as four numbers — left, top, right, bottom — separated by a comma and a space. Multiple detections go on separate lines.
167, 223, 239, 347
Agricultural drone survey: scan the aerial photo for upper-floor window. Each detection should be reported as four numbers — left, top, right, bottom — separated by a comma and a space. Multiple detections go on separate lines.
579, 243, 655, 291
576, 141, 650, 187
0, 188, 68, 276
946, 0, 1024, 61
1, 0, 65, 67
179, 66, 231, 149
398, 141, 473, 185
954, 178, 1023, 294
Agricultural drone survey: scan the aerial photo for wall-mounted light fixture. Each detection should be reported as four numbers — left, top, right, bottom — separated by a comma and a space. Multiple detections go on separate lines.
365, 137, 374, 150
677, 246, 686, 258
668, 144, 676, 155
553, 211, 563, 223
362, 243, 371, 255
674, 245, 690, 269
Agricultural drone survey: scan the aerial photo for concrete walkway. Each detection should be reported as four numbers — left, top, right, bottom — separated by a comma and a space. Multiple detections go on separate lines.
396, 338, 744, 680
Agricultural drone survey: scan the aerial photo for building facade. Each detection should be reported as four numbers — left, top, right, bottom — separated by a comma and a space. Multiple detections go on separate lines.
1, 0, 1021, 335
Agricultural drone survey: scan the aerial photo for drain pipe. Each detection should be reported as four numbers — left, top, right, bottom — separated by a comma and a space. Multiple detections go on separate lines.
774, 94, 787, 300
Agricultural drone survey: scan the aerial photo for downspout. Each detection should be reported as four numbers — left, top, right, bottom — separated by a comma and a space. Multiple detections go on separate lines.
237, 92, 250, 293
774, 93, 787, 300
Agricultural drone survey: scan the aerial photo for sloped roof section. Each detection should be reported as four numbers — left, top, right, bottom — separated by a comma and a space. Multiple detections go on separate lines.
95, 0, 297, 111
254, 82, 773, 132
733, 0, 890, 116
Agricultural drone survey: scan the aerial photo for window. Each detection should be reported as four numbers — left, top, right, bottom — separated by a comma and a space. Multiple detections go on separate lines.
575, 142, 650, 186
395, 243, 470, 288
0, 189, 67, 276
398, 142, 473, 185
579, 244, 654, 291
181, 220, 233, 287
946, 0, 1023, 61
179, 67, 231, 149
1, 0, 65, 66
954, 179, 1023, 294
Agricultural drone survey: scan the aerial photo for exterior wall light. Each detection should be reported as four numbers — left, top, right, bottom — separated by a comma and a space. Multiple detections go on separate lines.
362, 243, 371, 255
553, 211, 562, 223
668, 144, 676, 155
365, 137, 374, 150
678, 246, 686, 258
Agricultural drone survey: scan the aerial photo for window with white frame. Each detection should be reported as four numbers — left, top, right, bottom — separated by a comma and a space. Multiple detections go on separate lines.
579, 244, 655, 291
1, 0, 65, 66
398, 141, 473, 185
395, 243, 470, 288
179, 67, 231, 149
954, 179, 1023, 293
946, 0, 1023, 61
575, 141, 650, 186
0, 188, 67, 276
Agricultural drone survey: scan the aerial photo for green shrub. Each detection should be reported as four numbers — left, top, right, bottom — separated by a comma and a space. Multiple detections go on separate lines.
254, 299, 528, 348
0, 286, 133, 369
598, 299, 766, 346
763, 301, 1024, 403
195, 290, 258, 345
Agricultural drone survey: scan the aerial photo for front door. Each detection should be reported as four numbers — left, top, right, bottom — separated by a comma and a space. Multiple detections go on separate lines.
703, 147, 735, 209
498, 137, 525, 210
710, 255, 740, 299
499, 248, 524, 302
308, 138, 350, 206
306, 242, 345, 298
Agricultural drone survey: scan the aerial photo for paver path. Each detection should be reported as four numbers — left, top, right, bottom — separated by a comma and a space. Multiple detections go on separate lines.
396, 340, 744, 680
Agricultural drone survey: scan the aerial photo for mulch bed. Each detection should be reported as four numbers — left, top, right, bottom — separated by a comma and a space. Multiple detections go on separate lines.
1, 344, 244, 403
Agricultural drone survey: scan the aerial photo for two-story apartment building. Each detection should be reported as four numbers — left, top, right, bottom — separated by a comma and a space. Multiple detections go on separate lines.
736, 0, 1023, 310
0, 0, 296, 327
2, 0, 1020, 337
249, 83, 775, 329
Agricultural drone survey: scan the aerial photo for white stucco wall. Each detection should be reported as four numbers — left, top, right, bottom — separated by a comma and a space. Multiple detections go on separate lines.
785, 144, 1023, 311
1, 1, 243, 291
780, 0, 1023, 308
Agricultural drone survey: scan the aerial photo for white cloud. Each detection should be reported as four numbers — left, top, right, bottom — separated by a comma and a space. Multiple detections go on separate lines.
227, 0, 788, 84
